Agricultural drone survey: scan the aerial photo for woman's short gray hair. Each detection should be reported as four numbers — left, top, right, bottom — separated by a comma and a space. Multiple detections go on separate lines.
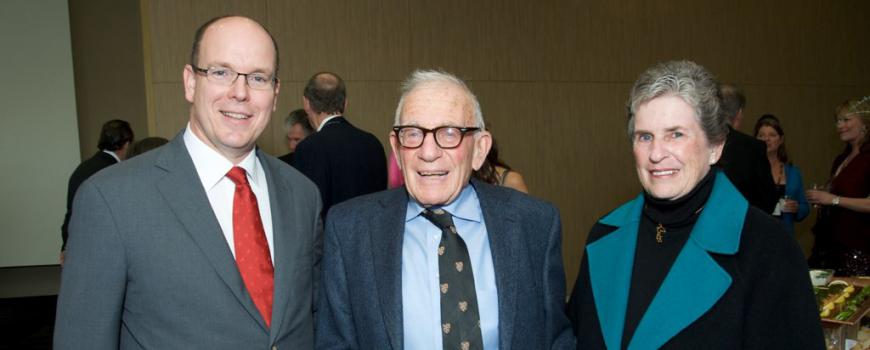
626, 60, 728, 145
394, 69, 485, 129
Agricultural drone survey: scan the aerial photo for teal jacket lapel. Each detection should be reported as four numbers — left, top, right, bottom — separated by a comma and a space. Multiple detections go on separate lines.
588, 172, 747, 349
587, 194, 643, 350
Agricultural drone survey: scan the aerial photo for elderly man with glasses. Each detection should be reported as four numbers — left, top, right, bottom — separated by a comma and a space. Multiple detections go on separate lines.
315, 69, 575, 350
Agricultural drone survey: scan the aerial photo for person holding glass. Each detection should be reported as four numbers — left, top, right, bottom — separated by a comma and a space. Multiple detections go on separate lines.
754, 114, 809, 235
806, 97, 870, 275
568, 61, 823, 349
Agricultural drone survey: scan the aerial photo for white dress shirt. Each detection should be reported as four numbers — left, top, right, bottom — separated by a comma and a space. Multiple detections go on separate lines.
316, 114, 342, 132
102, 149, 120, 162
183, 125, 274, 260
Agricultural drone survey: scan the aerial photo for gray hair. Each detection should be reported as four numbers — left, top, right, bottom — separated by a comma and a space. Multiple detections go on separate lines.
284, 108, 313, 135
627, 60, 728, 145
719, 84, 746, 123
394, 69, 485, 129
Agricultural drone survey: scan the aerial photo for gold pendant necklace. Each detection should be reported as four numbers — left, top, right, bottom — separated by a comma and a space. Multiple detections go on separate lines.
655, 223, 665, 244
654, 205, 704, 244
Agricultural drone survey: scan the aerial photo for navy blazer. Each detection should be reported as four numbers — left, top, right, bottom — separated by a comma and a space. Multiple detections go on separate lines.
569, 172, 823, 349
294, 116, 387, 218
316, 179, 575, 350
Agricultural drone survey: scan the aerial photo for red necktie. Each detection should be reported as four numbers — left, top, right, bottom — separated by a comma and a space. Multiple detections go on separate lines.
226, 166, 274, 327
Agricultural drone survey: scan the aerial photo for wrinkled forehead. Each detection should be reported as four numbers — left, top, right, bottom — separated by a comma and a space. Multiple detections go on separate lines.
400, 82, 474, 126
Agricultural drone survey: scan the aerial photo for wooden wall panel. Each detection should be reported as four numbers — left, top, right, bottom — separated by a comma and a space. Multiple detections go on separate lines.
139, 0, 870, 290
150, 82, 189, 138
148, 0, 269, 83
409, 0, 556, 80
472, 81, 640, 279
266, 0, 411, 81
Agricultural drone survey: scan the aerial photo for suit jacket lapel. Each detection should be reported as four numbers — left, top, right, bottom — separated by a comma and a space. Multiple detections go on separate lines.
154, 136, 267, 332
260, 150, 298, 341
587, 195, 643, 350
473, 180, 519, 350
372, 189, 408, 349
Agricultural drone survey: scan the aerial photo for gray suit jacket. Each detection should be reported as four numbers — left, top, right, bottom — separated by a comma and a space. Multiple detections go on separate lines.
54, 134, 323, 349
316, 180, 575, 350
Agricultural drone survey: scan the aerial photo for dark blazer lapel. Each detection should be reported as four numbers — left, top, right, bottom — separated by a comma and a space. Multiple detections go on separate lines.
371, 188, 408, 349
628, 172, 746, 349
587, 195, 643, 350
259, 151, 297, 340
154, 135, 266, 331
472, 180, 519, 350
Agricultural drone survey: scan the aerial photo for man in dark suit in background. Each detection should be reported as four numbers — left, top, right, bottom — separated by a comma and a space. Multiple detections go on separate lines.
54, 15, 322, 349
60, 119, 133, 261
716, 84, 779, 213
316, 70, 574, 350
294, 72, 387, 217
278, 108, 313, 166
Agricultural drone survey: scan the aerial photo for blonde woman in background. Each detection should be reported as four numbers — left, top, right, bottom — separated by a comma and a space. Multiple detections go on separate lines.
806, 97, 870, 275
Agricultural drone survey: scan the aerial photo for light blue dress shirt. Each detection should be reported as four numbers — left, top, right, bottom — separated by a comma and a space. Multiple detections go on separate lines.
402, 184, 499, 350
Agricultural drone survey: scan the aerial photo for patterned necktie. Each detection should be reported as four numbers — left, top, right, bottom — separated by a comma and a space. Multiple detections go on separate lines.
226, 166, 274, 327
421, 208, 483, 350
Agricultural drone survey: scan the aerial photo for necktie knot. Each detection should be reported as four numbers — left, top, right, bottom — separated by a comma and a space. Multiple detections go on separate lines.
226, 166, 248, 186
422, 208, 455, 231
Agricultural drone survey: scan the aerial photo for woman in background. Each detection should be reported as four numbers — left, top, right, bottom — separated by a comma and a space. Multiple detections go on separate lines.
473, 137, 528, 193
806, 97, 870, 275
754, 114, 809, 235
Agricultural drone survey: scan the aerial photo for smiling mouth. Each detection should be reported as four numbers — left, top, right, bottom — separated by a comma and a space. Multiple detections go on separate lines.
651, 169, 678, 176
419, 171, 448, 177
222, 111, 251, 120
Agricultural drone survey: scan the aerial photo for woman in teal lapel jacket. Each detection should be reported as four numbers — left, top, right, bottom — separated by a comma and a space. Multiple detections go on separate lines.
754, 114, 810, 235
568, 61, 824, 349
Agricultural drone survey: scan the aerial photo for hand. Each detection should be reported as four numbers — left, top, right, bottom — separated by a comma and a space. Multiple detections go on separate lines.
59, 250, 65, 266
806, 189, 835, 206
782, 199, 799, 213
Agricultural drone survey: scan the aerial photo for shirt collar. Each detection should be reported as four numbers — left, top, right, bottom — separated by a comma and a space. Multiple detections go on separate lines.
183, 123, 260, 190
102, 149, 121, 162
317, 114, 342, 132
405, 183, 482, 223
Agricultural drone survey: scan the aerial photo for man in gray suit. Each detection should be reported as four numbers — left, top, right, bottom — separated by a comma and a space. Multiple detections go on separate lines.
316, 70, 574, 349
54, 16, 322, 349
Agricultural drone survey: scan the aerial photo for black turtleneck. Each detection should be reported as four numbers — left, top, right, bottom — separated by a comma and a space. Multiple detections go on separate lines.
621, 169, 716, 348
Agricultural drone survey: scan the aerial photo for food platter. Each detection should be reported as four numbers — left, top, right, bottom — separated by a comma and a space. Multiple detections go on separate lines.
815, 277, 870, 326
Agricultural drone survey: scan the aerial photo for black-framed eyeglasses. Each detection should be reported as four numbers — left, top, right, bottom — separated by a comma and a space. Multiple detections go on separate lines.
192, 66, 276, 90
392, 125, 481, 149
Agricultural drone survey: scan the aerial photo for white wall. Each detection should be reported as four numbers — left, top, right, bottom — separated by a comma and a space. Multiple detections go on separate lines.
0, 0, 80, 267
